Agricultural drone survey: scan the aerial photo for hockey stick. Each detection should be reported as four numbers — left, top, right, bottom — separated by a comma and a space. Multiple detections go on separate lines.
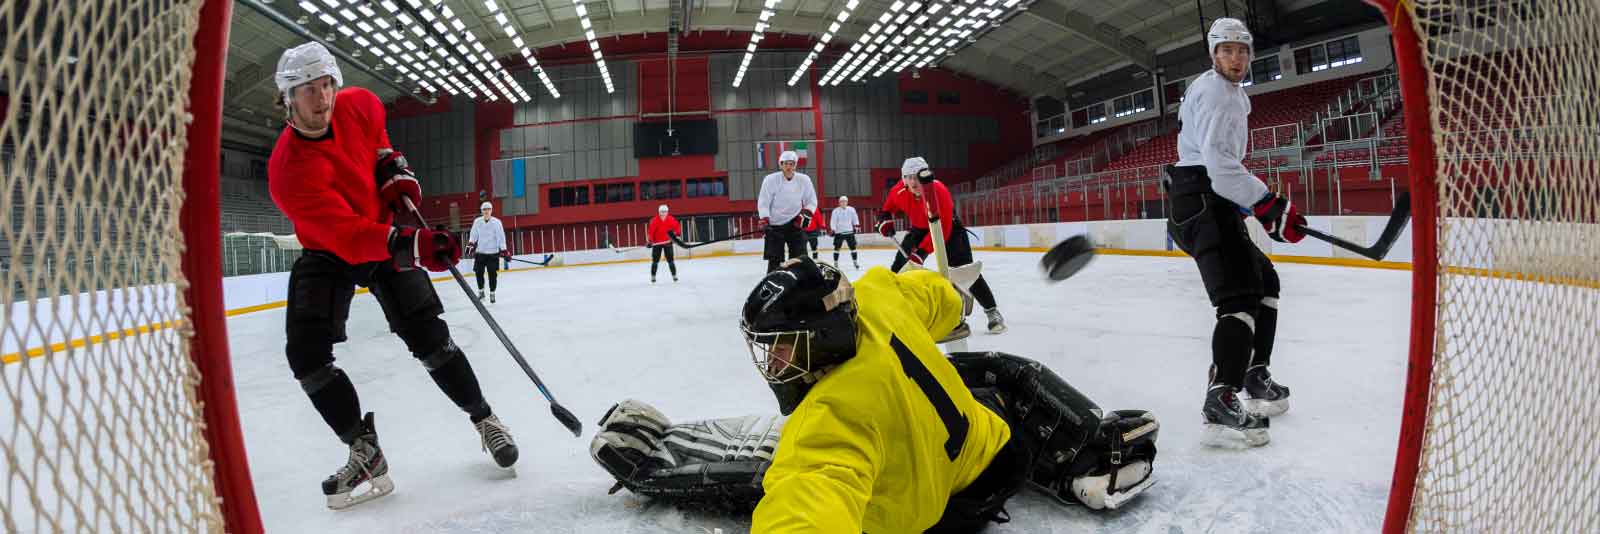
1291, 191, 1411, 261
609, 245, 645, 254
507, 254, 556, 267
400, 199, 583, 437
668, 227, 768, 250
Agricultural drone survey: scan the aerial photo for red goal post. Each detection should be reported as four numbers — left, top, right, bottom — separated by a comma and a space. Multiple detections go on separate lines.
1371, 1, 1600, 532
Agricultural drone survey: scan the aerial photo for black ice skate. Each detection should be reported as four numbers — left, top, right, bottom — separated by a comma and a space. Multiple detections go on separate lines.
1201, 385, 1270, 448
474, 414, 519, 468
985, 307, 1007, 334
489, 291, 496, 304
1242, 365, 1290, 416
936, 321, 972, 344
323, 412, 394, 510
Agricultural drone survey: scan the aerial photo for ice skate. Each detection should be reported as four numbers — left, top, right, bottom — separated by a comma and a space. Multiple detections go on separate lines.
477, 289, 485, 299
985, 307, 1007, 334
489, 291, 496, 304
672, 275, 678, 282
1242, 365, 1290, 416
323, 412, 394, 510
1201, 385, 1269, 448
474, 414, 519, 468
853, 260, 860, 269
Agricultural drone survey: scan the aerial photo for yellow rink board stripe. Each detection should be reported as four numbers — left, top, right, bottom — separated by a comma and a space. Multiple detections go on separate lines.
0, 246, 1487, 364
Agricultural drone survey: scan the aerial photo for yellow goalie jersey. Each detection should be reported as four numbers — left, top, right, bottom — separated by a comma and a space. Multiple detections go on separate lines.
751, 267, 1012, 533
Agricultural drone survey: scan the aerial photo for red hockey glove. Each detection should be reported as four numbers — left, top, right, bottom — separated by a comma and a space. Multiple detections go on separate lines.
1252, 194, 1306, 244
375, 150, 421, 212
877, 219, 896, 238
758, 217, 771, 229
499, 249, 511, 259
905, 247, 927, 265
389, 225, 461, 272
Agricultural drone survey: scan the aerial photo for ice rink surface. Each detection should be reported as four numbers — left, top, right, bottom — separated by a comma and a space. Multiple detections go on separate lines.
227, 248, 1411, 533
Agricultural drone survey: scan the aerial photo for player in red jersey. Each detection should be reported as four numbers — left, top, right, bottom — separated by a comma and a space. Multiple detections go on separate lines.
879, 157, 1007, 334
266, 42, 518, 510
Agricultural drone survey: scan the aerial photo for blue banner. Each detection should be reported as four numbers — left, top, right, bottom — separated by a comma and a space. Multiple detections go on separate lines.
511, 159, 526, 198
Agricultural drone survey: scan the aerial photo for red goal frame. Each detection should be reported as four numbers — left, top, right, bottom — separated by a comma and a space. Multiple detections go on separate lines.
182, 1, 264, 532
1362, 1, 1437, 533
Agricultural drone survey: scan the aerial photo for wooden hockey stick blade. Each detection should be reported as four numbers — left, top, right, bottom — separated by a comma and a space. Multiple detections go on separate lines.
1293, 192, 1411, 261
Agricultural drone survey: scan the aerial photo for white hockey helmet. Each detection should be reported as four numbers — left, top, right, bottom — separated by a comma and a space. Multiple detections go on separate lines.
901, 156, 931, 179
779, 150, 799, 164
1207, 18, 1253, 56
480, 201, 493, 211
838, 195, 848, 203
658, 204, 669, 214
275, 42, 343, 108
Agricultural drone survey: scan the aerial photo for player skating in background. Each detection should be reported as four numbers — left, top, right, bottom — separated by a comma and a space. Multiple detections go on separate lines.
266, 43, 518, 510
829, 195, 861, 269
588, 258, 1159, 530
1167, 18, 1304, 447
880, 157, 1007, 334
804, 203, 825, 260
466, 201, 508, 303
756, 150, 818, 273
646, 204, 680, 283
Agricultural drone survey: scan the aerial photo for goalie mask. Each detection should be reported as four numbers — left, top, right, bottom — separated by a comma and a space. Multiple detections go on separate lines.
740, 258, 858, 415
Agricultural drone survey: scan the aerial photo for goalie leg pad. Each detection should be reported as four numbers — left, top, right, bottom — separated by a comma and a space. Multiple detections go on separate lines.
947, 352, 1160, 510
590, 399, 784, 510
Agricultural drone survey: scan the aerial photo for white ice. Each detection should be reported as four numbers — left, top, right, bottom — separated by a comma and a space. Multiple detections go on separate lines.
227, 248, 1410, 533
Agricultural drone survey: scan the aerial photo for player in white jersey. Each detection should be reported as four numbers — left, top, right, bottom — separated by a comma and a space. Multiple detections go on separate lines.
828, 196, 860, 269
756, 150, 819, 273
467, 202, 509, 303
1166, 18, 1305, 447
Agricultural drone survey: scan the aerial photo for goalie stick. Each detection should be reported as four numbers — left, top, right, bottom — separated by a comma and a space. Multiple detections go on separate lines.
399, 198, 583, 436
1292, 191, 1411, 261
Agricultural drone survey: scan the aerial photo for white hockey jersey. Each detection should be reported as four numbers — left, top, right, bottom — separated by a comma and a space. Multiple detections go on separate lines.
1175, 69, 1270, 210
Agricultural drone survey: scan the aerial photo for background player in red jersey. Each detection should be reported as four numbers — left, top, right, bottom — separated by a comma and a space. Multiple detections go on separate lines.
266, 42, 518, 510
879, 157, 1007, 334
646, 204, 681, 283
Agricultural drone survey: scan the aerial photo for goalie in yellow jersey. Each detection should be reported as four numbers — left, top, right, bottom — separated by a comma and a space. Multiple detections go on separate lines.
589, 258, 1160, 532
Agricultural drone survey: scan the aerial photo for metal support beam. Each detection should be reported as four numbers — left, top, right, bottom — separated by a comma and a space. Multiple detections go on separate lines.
1024, 0, 1155, 70
236, 0, 433, 104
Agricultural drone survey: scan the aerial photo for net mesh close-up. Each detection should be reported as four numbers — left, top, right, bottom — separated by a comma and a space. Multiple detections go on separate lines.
1403, 1, 1600, 531
1, 1, 223, 532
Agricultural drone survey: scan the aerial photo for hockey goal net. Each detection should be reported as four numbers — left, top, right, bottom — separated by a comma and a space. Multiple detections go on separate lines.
1378, 1, 1600, 532
1, 1, 257, 532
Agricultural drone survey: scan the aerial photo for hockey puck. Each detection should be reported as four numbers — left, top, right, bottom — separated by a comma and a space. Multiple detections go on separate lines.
1040, 235, 1096, 282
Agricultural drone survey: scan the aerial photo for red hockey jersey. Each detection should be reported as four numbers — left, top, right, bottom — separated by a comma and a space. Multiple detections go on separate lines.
881, 180, 955, 254
646, 214, 681, 246
268, 87, 395, 265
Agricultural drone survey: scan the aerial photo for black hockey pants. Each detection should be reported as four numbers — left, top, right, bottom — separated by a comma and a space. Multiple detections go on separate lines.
285, 251, 492, 442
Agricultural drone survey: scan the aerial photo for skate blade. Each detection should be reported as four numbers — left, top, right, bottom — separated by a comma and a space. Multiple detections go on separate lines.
1201, 423, 1270, 448
1101, 476, 1156, 510
326, 474, 395, 510
987, 323, 1008, 335
1244, 398, 1289, 417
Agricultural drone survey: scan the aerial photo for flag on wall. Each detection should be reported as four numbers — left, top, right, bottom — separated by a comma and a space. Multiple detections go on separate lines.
758, 141, 810, 169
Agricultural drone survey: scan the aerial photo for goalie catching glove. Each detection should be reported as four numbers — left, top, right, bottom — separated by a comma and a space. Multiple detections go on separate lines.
590, 399, 784, 510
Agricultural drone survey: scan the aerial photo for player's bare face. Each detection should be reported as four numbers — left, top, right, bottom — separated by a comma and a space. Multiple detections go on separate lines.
901, 174, 923, 196
780, 161, 797, 178
290, 76, 337, 132
1213, 43, 1251, 84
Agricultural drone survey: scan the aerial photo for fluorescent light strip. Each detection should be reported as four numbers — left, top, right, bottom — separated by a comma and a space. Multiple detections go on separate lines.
569, 0, 613, 92
734, 6, 781, 88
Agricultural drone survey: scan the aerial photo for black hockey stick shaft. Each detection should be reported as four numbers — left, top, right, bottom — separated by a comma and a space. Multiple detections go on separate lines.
401, 199, 583, 436
669, 227, 768, 249
1291, 191, 1411, 261
507, 254, 553, 266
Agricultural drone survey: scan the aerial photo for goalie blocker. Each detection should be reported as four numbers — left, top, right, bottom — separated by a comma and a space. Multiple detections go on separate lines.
589, 351, 1158, 514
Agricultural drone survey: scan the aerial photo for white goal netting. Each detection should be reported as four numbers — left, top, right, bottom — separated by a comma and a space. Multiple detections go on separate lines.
1400, 1, 1600, 532
1, 1, 225, 532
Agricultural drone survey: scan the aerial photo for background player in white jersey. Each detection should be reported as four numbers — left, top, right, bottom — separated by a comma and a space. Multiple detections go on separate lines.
1166, 18, 1305, 447
756, 150, 818, 273
466, 201, 508, 303
829, 195, 861, 269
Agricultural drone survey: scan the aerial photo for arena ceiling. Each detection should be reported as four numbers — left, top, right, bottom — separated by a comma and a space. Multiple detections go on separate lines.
223, 0, 1276, 146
